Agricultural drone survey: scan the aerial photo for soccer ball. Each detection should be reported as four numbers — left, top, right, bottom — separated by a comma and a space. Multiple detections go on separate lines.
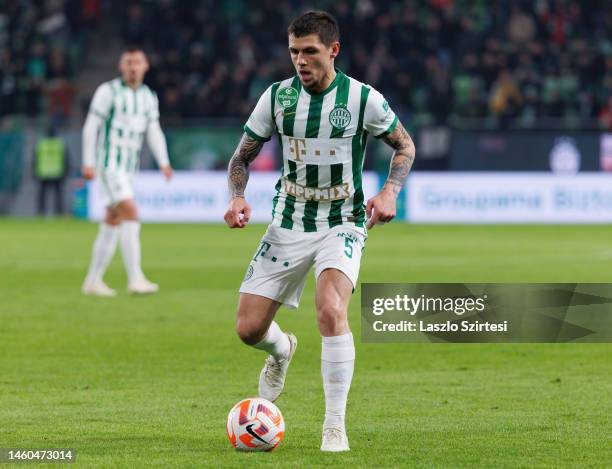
226, 397, 285, 451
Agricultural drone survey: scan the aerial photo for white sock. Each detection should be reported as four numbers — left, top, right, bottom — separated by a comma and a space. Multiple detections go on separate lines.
120, 221, 145, 284
321, 333, 355, 431
84, 223, 119, 285
253, 321, 290, 361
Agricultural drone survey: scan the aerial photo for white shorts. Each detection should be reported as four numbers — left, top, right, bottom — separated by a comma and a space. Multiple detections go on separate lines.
99, 171, 134, 207
239, 224, 367, 309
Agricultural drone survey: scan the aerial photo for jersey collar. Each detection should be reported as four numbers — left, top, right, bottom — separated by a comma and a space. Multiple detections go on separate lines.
119, 78, 143, 91
301, 68, 344, 97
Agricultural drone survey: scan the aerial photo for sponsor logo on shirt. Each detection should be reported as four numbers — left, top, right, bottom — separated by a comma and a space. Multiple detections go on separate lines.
283, 178, 350, 201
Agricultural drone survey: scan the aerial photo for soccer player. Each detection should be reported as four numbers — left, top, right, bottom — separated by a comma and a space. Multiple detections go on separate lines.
81, 46, 172, 297
224, 11, 415, 451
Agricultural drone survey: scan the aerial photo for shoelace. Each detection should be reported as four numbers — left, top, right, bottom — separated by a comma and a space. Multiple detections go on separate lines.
323, 428, 344, 445
264, 357, 284, 386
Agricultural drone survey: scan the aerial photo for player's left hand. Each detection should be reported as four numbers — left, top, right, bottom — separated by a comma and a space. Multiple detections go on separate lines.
161, 165, 173, 181
366, 186, 397, 229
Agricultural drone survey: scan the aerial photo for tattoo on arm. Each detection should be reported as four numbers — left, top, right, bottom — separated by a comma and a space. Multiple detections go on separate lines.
227, 133, 264, 198
381, 121, 416, 195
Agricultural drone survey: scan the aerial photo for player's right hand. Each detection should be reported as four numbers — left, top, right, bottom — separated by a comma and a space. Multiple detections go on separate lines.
224, 196, 251, 228
81, 166, 95, 180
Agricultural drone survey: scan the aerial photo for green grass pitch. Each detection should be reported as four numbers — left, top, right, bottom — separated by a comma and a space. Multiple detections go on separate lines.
1, 220, 610, 468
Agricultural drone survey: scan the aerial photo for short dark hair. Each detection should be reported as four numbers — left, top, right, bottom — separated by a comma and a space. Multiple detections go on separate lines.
288, 11, 339, 46
122, 45, 147, 55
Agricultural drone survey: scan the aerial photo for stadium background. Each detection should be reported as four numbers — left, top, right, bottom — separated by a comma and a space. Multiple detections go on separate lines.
1, 0, 611, 467
1, 0, 611, 218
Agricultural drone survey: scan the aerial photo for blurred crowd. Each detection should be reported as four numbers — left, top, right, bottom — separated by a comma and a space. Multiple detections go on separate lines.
137, 0, 612, 129
0, 0, 101, 128
2, 0, 611, 130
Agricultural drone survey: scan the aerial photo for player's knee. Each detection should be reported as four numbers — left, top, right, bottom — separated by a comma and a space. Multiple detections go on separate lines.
317, 304, 347, 333
317, 302, 344, 320
117, 200, 138, 221
105, 209, 121, 226
236, 317, 265, 346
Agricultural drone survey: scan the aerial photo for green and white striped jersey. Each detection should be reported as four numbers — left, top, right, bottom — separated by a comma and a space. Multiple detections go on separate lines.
244, 69, 397, 232
88, 78, 160, 173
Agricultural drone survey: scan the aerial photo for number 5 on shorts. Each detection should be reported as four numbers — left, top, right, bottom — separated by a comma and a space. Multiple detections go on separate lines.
344, 237, 354, 259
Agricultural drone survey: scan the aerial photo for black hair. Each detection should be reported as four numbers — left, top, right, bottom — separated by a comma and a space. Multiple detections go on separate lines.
288, 11, 340, 46
122, 45, 147, 56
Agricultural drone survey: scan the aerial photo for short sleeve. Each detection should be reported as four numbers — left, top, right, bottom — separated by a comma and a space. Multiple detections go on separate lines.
363, 88, 398, 138
244, 85, 274, 142
88, 83, 114, 120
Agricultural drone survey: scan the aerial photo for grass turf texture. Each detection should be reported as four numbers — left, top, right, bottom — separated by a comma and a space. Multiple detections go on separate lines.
0, 220, 610, 468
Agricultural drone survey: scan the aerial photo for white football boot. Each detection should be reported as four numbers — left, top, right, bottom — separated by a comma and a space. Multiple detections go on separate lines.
128, 278, 159, 295
321, 427, 350, 452
81, 280, 117, 298
258, 333, 298, 402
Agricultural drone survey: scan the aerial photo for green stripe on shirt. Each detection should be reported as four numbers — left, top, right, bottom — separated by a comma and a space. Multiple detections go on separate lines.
351, 85, 370, 225
328, 163, 344, 227
270, 82, 280, 124
280, 160, 298, 229
302, 164, 319, 231
282, 77, 301, 137
272, 130, 284, 220
279, 77, 302, 228
103, 105, 115, 168
330, 74, 350, 138
305, 93, 323, 138
328, 73, 350, 226
301, 92, 325, 231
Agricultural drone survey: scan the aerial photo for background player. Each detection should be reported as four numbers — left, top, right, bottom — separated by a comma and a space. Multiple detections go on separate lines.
224, 11, 415, 451
81, 47, 173, 297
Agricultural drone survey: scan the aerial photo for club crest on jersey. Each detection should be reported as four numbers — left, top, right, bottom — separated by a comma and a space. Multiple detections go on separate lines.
329, 104, 352, 130
276, 87, 299, 109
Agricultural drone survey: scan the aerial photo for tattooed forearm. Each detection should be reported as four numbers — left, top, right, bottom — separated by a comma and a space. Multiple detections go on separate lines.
381, 121, 416, 195
228, 133, 264, 198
